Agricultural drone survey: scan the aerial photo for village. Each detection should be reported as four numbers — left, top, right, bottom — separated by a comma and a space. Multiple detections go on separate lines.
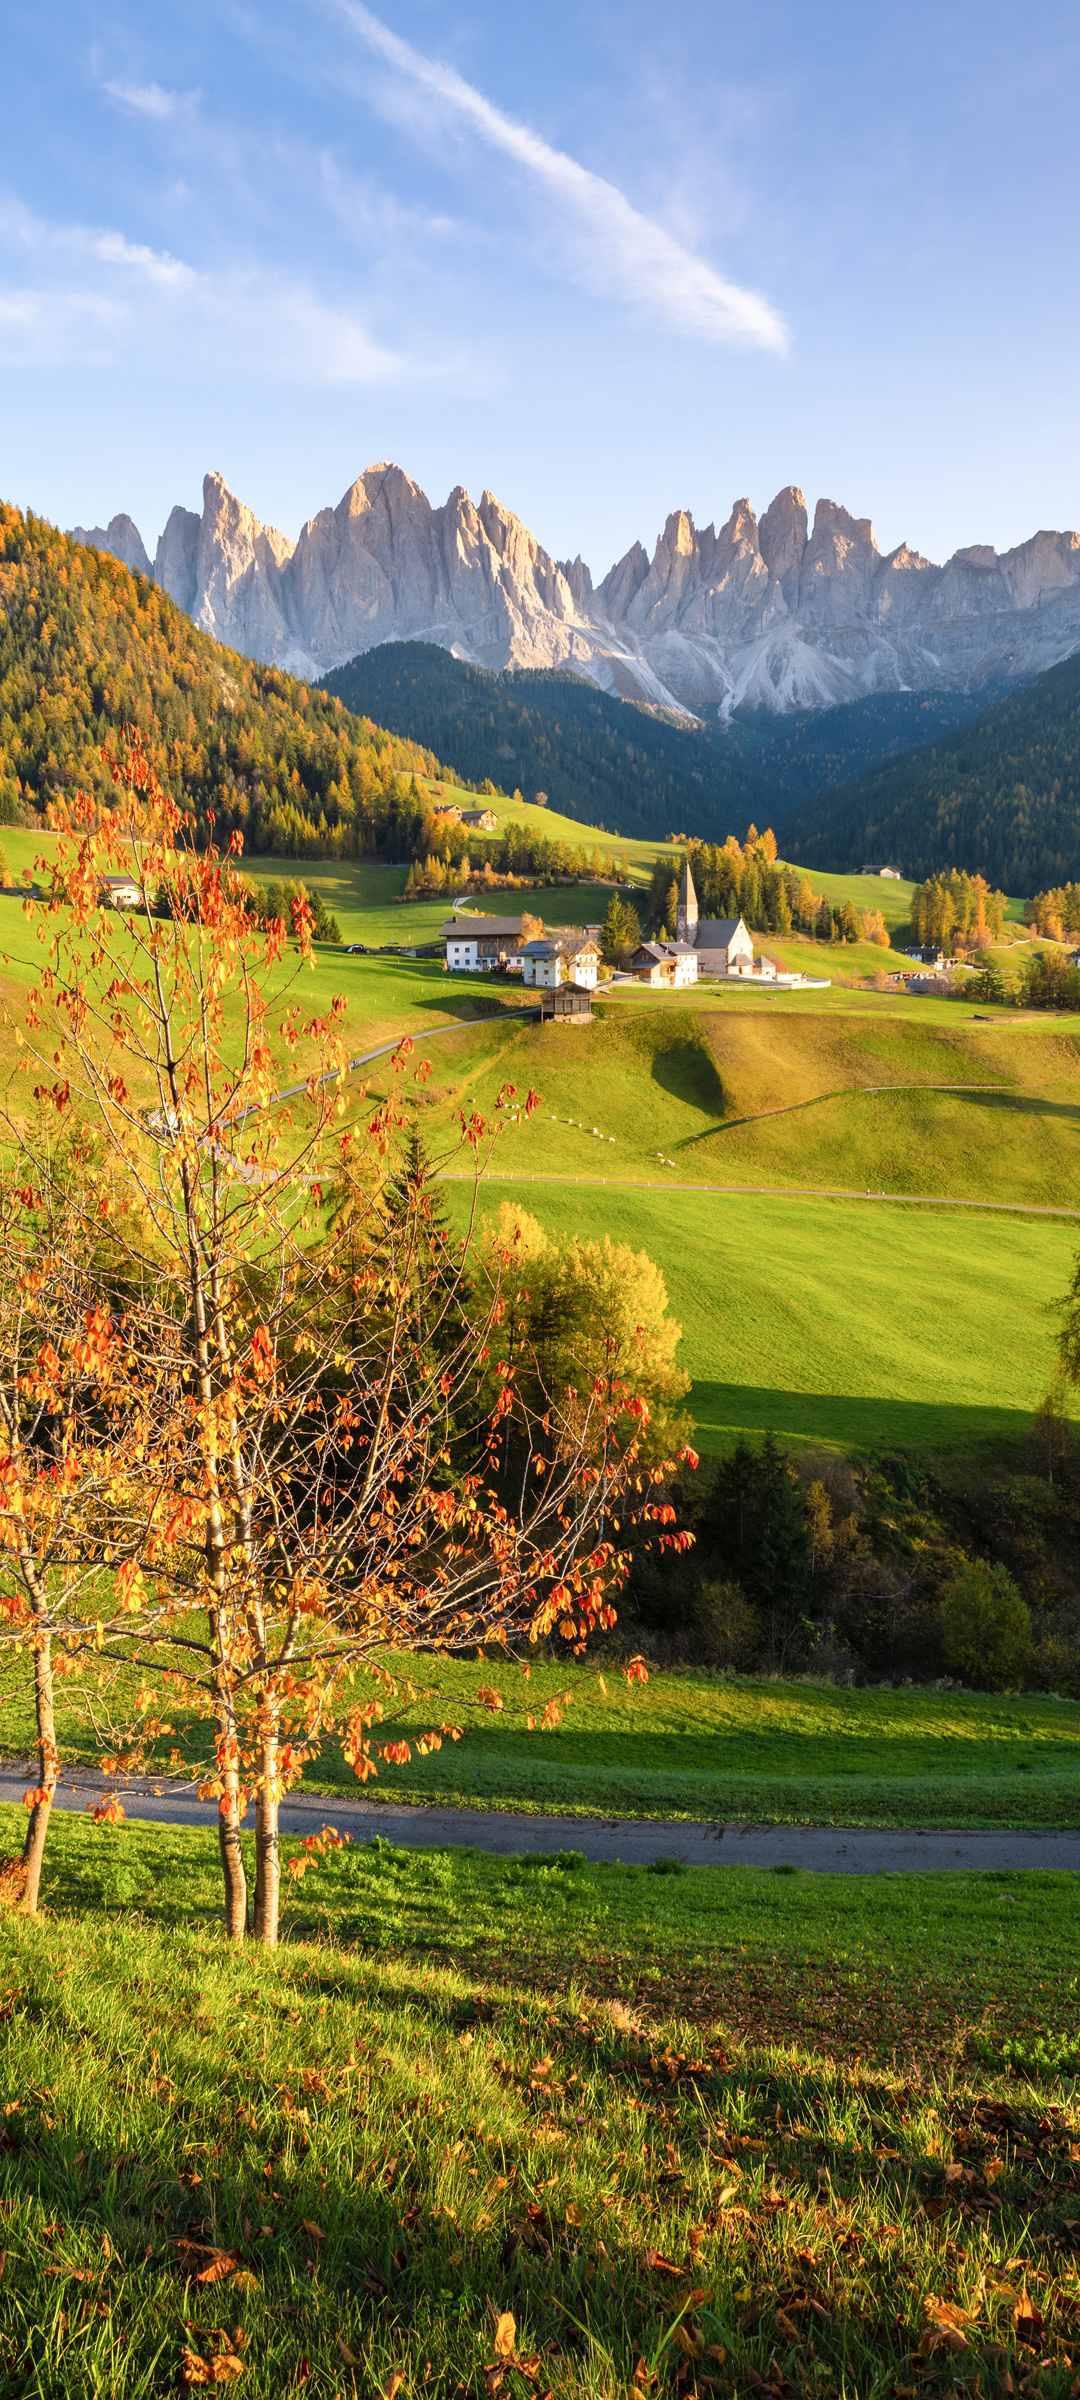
441, 860, 831, 1017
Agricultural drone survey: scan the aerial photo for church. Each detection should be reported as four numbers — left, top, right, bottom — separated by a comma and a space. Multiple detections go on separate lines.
674, 862, 755, 976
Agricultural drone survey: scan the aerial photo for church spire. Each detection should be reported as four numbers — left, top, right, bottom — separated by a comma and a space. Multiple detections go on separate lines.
676, 859, 698, 943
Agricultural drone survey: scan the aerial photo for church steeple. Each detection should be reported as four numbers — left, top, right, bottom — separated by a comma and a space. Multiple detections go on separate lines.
676, 859, 698, 943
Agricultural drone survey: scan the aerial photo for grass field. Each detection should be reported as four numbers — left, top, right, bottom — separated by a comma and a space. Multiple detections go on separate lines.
5, 1653, 1078, 1829
1, 1814, 1077, 2399
452, 1181, 1075, 1455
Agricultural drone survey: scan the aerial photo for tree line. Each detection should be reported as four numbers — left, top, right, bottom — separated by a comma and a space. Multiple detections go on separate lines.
645, 832, 891, 948
908, 868, 1008, 949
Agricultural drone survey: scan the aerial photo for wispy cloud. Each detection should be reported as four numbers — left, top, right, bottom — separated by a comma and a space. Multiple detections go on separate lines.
323, 0, 787, 351
105, 80, 183, 120
0, 198, 429, 384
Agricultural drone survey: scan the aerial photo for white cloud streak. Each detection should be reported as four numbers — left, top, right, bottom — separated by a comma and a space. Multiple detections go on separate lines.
324, 0, 787, 351
104, 81, 182, 119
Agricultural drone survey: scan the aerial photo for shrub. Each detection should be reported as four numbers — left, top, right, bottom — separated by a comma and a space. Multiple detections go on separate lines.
695, 1578, 760, 1670
941, 1560, 1031, 1690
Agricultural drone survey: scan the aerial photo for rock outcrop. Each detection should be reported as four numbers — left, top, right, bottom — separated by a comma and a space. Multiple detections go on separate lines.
70, 467, 1080, 714
69, 512, 153, 582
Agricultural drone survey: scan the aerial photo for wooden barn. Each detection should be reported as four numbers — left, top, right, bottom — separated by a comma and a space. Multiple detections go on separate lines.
540, 982, 593, 1025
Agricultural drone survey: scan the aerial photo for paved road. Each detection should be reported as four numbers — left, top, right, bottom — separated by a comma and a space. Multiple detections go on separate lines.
2, 1767, 1074, 1875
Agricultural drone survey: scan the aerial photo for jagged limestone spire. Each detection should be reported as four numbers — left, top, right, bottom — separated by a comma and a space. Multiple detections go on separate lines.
676, 859, 698, 943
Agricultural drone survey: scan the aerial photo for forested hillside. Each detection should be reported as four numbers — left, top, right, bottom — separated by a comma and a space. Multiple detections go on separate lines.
782, 652, 1080, 887
321, 640, 774, 843
0, 505, 440, 858
712, 684, 1005, 811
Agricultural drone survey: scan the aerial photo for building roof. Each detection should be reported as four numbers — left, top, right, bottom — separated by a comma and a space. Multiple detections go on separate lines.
632, 941, 670, 964
694, 916, 748, 945
655, 940, 698, 958
678, 860, 697, 908
521, 938, 557, 957
441, 916, 524, 939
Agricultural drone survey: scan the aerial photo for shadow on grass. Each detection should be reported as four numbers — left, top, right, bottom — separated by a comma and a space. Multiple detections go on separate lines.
688, 1380, 1041, 1455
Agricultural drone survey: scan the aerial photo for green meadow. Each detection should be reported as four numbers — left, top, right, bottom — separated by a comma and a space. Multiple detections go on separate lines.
2, 840, 1078, 1467
222, 1664, 1080, 1827
6, 1663, 1078, 1829
0, 1814, 1076, 2400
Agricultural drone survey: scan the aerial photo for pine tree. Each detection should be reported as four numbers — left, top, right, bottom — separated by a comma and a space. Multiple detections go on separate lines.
752, 1431, 812, 1668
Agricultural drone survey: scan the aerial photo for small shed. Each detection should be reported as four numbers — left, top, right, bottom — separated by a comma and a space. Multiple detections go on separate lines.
540, 981, 593, 1025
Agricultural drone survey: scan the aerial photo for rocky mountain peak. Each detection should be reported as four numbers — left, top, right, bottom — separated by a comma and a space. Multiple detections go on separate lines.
758, 486, 807, 598
68, 461, 1080, 715
68, 511, 152, 582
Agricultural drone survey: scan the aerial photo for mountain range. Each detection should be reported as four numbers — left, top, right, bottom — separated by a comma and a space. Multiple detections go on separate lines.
71, 464, 1080, 717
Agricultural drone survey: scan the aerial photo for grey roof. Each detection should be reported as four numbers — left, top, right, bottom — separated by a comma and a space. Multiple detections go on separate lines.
521, 938, 556, 957
441, 916, 524, 939
633, 941, 671, 963
694, 916, 748, 945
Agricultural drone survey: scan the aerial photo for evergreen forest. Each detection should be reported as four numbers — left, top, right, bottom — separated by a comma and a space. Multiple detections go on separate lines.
781, 650, 1080, 887
321, 639, 775, 843
0, 506, 443, 859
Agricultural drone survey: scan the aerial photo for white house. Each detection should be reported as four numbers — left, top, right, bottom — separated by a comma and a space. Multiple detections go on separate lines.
441, 915, 527, 973
655, 942, 699, 987
520, 931, 600, 990
99, 872, 143, 910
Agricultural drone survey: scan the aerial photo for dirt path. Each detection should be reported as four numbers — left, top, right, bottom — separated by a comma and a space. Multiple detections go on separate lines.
2, 1766, 1074, 1874
438, 1169, 1080, 1219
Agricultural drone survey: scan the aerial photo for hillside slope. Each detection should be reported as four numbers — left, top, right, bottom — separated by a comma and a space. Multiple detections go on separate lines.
321, 641, 774, 843
783, 652, 1080, 886
0, 505, 439, 856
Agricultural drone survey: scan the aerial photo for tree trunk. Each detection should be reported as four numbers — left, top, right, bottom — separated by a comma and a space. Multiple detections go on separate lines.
253, 1721, 280, 1947
20, 1622, 58, 1916
217, 1757, 249, 1942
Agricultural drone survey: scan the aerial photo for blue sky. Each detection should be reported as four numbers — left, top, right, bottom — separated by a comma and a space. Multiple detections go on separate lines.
4, 0, 1079, 579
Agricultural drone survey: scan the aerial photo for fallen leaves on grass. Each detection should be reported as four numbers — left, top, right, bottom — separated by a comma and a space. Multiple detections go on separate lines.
175, 2241, 240, 2286
914, 2297, 977, 2358
181, 2331, 246, 2386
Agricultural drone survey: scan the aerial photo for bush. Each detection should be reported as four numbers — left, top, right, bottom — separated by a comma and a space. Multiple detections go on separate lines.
694, 1578, 760, 1669
941, 1560, 1031, 1690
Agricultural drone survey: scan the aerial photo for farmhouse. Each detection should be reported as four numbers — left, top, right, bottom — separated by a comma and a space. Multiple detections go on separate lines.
860, 864, 902, 878
459, 808, 498, 832
649, 941, 699, 986
441, 915, 528, 973
520, 931, 600, 990
675, 863, 754, 974
99, 872, 143, 910
629, 942, 677, 986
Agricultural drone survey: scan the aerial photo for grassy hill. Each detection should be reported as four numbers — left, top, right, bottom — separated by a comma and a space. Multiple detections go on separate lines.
272, 977, 1080, 1458
782, 650, 1080, 888
321, 639, 777, 843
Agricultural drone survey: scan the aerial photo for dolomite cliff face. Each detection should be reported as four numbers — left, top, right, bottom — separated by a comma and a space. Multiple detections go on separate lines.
70, 465, 1080, 714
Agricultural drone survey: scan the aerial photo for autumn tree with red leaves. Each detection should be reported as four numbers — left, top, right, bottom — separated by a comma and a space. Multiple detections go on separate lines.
1, 735, 692, 1942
